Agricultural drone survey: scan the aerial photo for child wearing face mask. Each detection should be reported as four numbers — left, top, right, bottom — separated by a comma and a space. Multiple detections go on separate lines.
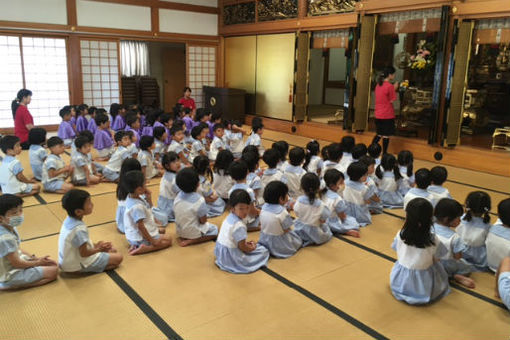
0, 194, 58, 290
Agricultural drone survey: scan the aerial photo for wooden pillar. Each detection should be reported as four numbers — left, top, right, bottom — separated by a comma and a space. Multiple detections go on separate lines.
151, 6, 159, 35
67, 35, 83, 105
298, 0, 308, 18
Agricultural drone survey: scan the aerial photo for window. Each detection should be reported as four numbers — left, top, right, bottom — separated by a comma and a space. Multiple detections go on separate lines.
120, 40, 149, 77
0, 35, 69, 128
187, 45, 216, 108
81, 40, 120, 109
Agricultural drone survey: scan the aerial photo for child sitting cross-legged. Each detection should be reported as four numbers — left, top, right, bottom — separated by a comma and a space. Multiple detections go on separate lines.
71, 136, 102, 186
102, 131, 134, 183
174, 167, 219, 247
138, 136, 163, 180
42, 137, 74, 194
123, 170, 172, 255
0, 135, 41, 196
214, 189, 270, 274
28, 128, 48, 182
59, 189, 123, 273
0, 194, 57, 290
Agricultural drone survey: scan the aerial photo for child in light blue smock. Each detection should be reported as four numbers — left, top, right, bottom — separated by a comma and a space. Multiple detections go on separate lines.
397, 150, 414, 196
242, 151, 264, 207
433, 198, 475, 289
293, 173, 332, 246
42, 137, 74, 194
321, 169, 360, 237
193, 155, 225, 217
259, 181, 302, 258
115, 158, 142, 234
456, 191, 492, 270
428, 166, 453, 202
152, 152, 181, 224
228, 161, 260, 231
343, 162, 375, 227
486, 199, 510, 272
215, 189, 269, 274
28, 128, 47, 181
390, 198, 450, 305
403, 168, 436, 210
374, 153, 404, 208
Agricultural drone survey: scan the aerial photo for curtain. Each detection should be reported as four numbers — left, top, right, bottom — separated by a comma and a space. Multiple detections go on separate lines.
120, 40, 149, 77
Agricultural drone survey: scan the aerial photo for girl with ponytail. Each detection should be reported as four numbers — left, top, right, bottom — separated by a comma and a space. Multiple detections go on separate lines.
375, 153, 404, 208
12, 89, 34, 149
293, 173, 333, 246
456, 191, 492, 269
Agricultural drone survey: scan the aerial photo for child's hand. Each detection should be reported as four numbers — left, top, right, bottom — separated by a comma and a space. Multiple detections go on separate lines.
38, 256, 57, 266
246, 241, 256, 252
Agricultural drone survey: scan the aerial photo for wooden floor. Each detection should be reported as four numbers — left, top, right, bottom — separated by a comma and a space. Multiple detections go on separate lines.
1, 128, 510, 340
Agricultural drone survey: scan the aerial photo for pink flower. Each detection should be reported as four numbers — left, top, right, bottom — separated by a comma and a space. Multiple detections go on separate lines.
423, 50, 430, 56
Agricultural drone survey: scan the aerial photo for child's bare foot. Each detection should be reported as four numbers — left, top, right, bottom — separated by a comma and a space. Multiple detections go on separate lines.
129, 244, 149, 255
158, 227, 166, 234
345, 230, 360, 238
177, 237, 193, 247
454, 274, 475, 288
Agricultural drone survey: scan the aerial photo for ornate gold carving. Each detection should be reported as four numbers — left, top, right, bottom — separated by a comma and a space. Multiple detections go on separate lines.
223, 2, 256, 26
308, 0, 358, 16
257, 0, 298, 22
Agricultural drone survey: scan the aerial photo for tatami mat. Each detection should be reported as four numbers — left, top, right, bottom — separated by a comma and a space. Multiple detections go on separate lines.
1, 128, 509, 339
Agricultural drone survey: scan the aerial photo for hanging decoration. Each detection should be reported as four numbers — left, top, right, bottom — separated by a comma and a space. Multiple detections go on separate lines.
410, 40, 436, 70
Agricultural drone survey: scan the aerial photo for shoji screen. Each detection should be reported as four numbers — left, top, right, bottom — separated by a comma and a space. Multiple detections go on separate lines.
80, 39, 121, 109
186, 45, 217, 109
0, 36, 23, 128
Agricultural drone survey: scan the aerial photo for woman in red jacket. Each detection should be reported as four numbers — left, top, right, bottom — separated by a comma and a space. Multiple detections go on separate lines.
12, 89, 34, 149
372, 67, 399, 154
178, 87, 196, 115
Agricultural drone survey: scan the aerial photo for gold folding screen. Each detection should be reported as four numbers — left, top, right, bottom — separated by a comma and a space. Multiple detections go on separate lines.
224, 36, 256, 93
445, 21, 474, 146
256, 33, 295, 121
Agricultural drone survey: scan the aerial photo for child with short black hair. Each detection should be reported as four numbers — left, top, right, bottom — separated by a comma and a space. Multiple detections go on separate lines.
123, 170, 172, 255
272, 141, 289, 171
209, 123, 226, 162
367, 143, 382, 166
0, 194, 57, 290
153, 152, 181, 223
42, 137, 73, 193
456, 191, 491, 269
116, 158, 142, 233
169, 125, 190, 167
390, 198, 450, 305
57, 106, 76, 148
153, 126, 167, 162
71, 136, 102, 186
86, 106, 98, 134
343, 162, 373, 226
215, 189, 270, 273
102, 131, 133, 182
228, 160, 260, 231
293, 173, 332, 246
322, 143, 344, 175
59, 189, 123, 273
76, 104, 89, 133
242, 151, 264, 206
223, 120, 245, 158
339, 136, 355, 173
375, 153, 404, 208
351, 143, 368, 162
0, 135, 41, 196
125, 112, 140, 147
213, 150, 235, 201
193, 155, 225, 217
283, 147, 307, 200
245, 121, 264, 157
189, 123, 208, 162
94, 112, 115, 161
359, 155, 382, 214
174, 167, 218, 246
155, 113, 173, 145
486, 198, 510, 272
428, 166, 452, 201
321, 169, 360, 237
304, 140, 322, 176
138, 136, 163, 179
434, 198, 475, 288
259, 181, 302, 258
397, 150, 415, 195
111, 104, 127, 131
28, 128, 47, 181
261, 148, 287, 189
403, 168, 435, 209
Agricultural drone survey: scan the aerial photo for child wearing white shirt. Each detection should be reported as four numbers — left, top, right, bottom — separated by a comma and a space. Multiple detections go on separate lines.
209, 123, 227, 162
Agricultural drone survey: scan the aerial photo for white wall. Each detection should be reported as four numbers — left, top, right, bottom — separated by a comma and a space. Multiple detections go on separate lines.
309, 49, 324, 106
159, 9, 218, 36
77, 0, 151, 31
0, 0, 67, 25
160, 0, 217, 7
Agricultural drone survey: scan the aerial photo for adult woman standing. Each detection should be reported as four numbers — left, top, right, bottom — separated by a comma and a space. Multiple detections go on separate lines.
372, 67, 399, 154
178, 87, 196, 115
12, 89, 34, 149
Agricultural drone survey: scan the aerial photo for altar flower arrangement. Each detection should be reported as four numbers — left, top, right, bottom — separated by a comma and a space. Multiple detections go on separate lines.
410, 40, 436, 70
